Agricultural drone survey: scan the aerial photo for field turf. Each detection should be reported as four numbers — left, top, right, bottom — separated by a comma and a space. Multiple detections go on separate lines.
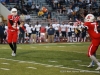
0, 42, 100, 75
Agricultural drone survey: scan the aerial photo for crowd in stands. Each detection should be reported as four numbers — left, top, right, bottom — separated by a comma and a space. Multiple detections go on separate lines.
46, 0, 100, 21
0, 0, 100, 44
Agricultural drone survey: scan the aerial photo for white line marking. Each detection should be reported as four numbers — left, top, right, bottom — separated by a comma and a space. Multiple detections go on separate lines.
17, 47, 22, 49
72, 60, 82, 62
0, 58, 100, 73
27, 61, 36, 64
54, 65, 63, 67
27, 67, 37, 69
78, 64, 87, 67
48, 61, 58, 63
58, 46, 66, 47
0, 68, 10, 70
1, 63, 10, 65
45, 65, 53, 67
18, 61, 27, 63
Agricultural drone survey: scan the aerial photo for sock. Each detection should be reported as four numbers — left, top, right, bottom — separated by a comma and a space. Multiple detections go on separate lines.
90, 55, 100, 66
13, 43, 17, 54
9, 43, 14, 51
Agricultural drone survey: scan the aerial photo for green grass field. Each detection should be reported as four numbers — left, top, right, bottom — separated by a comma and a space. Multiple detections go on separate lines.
0, 42, 100, 75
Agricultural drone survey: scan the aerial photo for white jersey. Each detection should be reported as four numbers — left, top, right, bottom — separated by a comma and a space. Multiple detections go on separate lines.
24, 23, 29, 27
70, 25, 75, 32
52, 24, 60, 30
27, 26, 32, 33
60, 24, 67, 31
66, 25, 71, 32
31, 26, 36, 31
35, 24, 41, 31
45, 26, 50, 31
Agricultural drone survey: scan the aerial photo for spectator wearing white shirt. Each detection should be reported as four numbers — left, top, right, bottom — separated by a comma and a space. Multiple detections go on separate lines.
66, 22, 75, 42
27, 24, 32, 43
60, 22, 67, 41
70, 22, 76, 42
66, 22, 72, 42
52, 22, 60, 42
35, 21, 41, 42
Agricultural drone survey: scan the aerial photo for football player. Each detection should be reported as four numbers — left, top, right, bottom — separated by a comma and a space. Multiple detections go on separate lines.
84, 14, 100, 70
7, 8, 26, 56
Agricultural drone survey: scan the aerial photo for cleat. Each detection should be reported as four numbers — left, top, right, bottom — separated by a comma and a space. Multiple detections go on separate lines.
87, 64, 95, 68
11, 51, 16, 56
87, 63, 95, 68
95, 66, 100, 70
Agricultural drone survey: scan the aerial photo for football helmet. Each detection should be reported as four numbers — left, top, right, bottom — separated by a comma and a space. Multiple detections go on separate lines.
11, 8, 17, 16
84, 14, 95, 22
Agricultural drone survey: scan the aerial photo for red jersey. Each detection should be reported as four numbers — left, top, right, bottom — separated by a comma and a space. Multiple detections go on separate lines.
84, 22, 100, 39
40, 27, 46, 33
8, 15, 20, 31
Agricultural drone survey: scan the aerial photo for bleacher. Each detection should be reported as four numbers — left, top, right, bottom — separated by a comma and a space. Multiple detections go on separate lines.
5, 0, 69, 25
3, 0, 100, 25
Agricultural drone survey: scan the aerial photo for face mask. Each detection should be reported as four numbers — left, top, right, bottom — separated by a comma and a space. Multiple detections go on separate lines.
11, 11, 17, 16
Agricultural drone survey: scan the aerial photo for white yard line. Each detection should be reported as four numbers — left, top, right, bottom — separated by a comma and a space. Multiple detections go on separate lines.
27, 67, 37, 69
78, 64, 88, 67
17, 47, 22, 49
1, 63, 10, 65
0, 68, 10, 70
45, 65, 54, 67
48, 60, 58, 63
72, 60, 82, 62
0, 58, 100, 73
58, 46, 66, 47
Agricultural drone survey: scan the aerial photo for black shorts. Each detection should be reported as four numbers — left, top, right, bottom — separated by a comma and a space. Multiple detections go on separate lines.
75, 33, 80, 37
55, 30, 59, 37
61, 31, 66, 37
68, 32, 72, 37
